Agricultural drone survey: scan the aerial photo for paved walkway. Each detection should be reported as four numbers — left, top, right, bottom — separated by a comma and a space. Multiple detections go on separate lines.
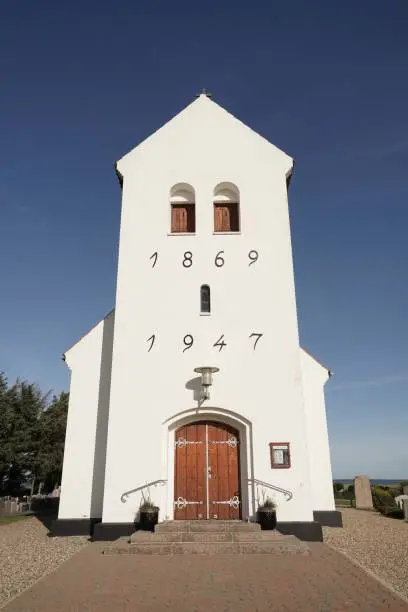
3, 542, 408, 611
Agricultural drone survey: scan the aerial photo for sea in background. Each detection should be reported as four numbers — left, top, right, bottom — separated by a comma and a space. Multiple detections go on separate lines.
333, 479, 405, 485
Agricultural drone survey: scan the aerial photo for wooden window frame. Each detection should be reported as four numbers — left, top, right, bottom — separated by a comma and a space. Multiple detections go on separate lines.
171, 203, 196, 234
213, 202, 240, 233
269, 442, 291, 469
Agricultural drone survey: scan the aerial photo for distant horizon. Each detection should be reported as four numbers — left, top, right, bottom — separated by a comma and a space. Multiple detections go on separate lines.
333, 477, 406, 482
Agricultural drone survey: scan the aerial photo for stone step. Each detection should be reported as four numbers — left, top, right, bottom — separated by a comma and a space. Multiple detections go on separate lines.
103, 540, 310, 556
155, 520, 261, 533
129, 531, 296, 544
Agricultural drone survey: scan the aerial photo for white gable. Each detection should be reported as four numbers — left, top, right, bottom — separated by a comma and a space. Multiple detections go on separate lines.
116, 94, 293, 180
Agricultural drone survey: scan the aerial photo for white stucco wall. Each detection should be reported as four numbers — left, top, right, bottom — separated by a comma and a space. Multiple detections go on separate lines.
58, 311, 114, 520
102, 95, 316, 525
301, 349, 335, 511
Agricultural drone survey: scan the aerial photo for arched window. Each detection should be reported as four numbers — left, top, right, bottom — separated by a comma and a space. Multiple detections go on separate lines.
200, 284, 211, 314
170, 183, 195, 233
213, 182, 240, 232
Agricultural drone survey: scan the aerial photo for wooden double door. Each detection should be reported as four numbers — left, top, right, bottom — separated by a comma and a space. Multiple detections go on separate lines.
174, 421, 241, 520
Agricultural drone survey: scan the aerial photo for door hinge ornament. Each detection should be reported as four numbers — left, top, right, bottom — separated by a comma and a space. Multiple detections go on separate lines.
212, 496, 240, 509
174, 497, 203, 509
209, 436, 238, 448
175, 438, 203, 448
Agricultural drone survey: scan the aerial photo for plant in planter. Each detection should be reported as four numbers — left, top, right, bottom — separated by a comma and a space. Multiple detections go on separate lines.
138, 497, 159, 531
257, 496, 277, 530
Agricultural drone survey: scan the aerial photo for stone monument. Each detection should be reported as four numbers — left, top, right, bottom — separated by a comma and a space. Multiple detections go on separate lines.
354, 475, 373, 509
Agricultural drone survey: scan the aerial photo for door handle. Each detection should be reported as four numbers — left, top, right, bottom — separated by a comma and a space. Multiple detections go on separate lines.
207, 466, 212, 479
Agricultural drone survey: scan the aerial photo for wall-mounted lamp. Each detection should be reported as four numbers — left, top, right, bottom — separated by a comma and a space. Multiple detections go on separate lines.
194, 366, 219, 401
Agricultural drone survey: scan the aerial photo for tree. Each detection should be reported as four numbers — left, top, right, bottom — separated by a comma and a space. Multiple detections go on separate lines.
0, 373, 68, 496
34, 392, 68, 492
0, 373, 13, 492
2, 379, 48, 494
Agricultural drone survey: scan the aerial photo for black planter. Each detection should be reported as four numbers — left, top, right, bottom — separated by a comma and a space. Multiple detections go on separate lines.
257, 508, 277, 530
139, 509, 159, 531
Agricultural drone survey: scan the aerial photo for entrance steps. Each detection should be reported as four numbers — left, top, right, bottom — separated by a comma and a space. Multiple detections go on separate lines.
156, 520, 261, 533
102, 521, 310, 555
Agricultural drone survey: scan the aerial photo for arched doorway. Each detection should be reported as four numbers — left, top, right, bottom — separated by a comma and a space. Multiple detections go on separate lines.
174, 421, 241, 520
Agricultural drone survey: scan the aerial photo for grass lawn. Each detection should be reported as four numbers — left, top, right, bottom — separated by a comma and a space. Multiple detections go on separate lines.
0, 514, 30, 526
335, 499, 356, 507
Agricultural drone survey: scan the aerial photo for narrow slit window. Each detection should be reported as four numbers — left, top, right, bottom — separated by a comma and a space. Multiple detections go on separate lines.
200, 284, 211, 314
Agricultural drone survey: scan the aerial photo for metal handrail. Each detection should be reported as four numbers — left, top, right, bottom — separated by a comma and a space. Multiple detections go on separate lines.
248, 478, 293, 501
120, 479, 168, 503
121, 477, 291, 504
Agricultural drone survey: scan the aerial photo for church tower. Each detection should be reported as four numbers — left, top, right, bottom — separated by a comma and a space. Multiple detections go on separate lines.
55, 94, 340, 540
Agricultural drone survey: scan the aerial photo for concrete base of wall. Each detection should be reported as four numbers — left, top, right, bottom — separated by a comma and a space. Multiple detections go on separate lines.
276, 521, 323, 542
93, 522, 135, 541
313, 510, 343, 527
50, 518, 100, 537
51, 518, 326, 542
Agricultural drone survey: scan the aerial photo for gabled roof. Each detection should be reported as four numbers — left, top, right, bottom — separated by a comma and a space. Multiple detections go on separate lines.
62, 309, 114, 360
300, 346, 332, 376
115, 93, 294, 182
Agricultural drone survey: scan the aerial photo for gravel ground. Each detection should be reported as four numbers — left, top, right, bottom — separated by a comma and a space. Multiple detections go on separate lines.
0, 516, 88, 609
324, 508, 408, 602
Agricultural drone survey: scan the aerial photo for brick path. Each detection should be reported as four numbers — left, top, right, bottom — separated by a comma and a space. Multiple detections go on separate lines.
3, 542, 408, 611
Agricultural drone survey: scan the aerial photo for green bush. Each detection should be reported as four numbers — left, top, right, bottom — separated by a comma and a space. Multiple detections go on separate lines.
386, 508, 404, 519
390, 487, 402, 499
333, 483, 344, 497
372, 486, 396, 510
30, 497, 59, 514
376, 506, 404, 520
343, 485, 355, 500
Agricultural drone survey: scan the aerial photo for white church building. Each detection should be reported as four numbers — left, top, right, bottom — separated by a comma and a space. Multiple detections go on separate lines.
52, 93, 341, 541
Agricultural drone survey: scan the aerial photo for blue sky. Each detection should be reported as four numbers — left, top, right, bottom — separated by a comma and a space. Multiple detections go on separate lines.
1, 1, 407, 478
